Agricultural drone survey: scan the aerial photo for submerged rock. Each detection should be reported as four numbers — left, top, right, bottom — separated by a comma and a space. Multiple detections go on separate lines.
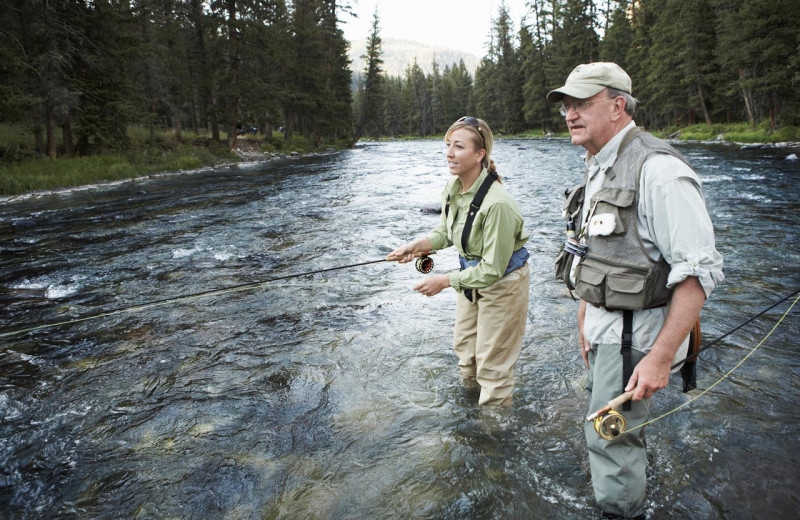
786, 154, 798, 162
420, 202, 441, 214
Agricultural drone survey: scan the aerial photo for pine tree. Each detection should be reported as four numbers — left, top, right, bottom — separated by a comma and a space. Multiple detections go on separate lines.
492, 2, 525, 133
382, 77, 405, 136
356, 9, 384, 137
715, 0, 800, 128
405, 60, 431, 135
645, 0, 716, 127
429, 59, 443, 135
440, 60, 473, 125
548, 0, 600, 86
599, 1, 633, 69
318, 0, 353, 142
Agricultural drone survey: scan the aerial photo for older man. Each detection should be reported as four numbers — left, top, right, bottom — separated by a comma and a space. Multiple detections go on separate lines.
549, 62, 724, 519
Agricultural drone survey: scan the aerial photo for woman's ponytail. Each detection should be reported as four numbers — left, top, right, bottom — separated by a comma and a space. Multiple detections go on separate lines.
487, 158, 502, 183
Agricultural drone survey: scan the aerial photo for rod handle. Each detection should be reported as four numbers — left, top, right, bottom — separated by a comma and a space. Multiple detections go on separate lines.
385, 251, 436, 261
608, 390, 635, 410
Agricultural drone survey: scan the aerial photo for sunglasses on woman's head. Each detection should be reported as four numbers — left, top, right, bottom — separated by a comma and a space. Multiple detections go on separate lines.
456, 116, 486, 147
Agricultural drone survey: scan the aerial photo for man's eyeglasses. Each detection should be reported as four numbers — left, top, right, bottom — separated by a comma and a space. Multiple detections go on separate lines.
558, 98, 614, 116
456, 116, 486, 147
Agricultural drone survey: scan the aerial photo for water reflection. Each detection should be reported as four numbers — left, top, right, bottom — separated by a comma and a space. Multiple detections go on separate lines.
1, 140, 798, 518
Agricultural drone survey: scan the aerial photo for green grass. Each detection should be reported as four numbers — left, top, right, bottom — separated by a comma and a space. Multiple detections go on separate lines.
0, 124, 359, 196
653, 122, 800, 143
0, 143, 237, 196
259, 132, 356, 154
3, 120, 795, 197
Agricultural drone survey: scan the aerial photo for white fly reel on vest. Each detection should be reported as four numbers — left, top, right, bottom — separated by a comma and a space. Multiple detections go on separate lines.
586, 390, 634, 440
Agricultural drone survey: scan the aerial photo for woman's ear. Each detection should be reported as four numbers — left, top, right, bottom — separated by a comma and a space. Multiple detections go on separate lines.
476, 148, 486, 165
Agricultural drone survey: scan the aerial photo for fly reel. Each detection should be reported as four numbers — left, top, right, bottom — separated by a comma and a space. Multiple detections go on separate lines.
415, 255, 434, 274
593, 410, 627, 441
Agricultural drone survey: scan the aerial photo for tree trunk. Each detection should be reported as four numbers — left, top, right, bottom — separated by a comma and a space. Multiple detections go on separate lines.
62, 117, 74, 156
173, 109, 183, 142
47, 108, 56, 159
227, 123, 237, 149
769, 103, 776, 131
34, 120, 45, 155
225, 0, 240, 149
739, 68, 756, 125
697, 82, 712, 125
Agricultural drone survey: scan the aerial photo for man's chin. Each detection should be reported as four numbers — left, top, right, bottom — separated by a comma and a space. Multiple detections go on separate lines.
569, 131, 585, 146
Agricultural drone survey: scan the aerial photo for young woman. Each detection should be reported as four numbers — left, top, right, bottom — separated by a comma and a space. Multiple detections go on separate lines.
387, 116, 530, 406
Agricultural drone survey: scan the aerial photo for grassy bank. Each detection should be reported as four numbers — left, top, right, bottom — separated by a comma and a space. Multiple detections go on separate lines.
0, 140, 238, 196
2, 122, 795, 197
651, 122, 800, 143
0, 144, 237, 196
0, 125, 354, 196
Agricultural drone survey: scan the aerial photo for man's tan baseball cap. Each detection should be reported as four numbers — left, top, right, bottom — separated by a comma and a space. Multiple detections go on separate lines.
547, 62, 632, 103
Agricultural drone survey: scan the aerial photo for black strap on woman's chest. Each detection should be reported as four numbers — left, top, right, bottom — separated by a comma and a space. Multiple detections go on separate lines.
445, 171, 499, 253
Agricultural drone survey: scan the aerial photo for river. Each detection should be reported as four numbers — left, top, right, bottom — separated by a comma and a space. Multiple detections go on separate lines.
1, 138, 798, 519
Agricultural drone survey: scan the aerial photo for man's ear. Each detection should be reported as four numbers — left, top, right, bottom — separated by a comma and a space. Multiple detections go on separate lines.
611, 96, 627, 121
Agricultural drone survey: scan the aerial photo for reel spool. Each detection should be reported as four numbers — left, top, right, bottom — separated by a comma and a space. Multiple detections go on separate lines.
593, 410, 627, 441
415, 255, 434, 274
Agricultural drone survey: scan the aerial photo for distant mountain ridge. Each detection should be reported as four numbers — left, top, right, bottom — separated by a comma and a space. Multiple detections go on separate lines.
348, 38, 480, 78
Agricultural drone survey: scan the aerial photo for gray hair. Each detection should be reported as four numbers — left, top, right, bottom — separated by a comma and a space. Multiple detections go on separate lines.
606, 88, 638, 116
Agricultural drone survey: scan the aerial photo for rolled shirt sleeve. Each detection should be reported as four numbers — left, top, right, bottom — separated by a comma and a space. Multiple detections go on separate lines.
640, 153, 724, 298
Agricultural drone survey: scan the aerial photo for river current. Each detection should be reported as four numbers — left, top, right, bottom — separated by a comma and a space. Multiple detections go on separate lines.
1, 138, 798, 519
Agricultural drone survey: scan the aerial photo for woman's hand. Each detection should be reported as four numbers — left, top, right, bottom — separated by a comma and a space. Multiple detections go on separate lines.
413, 275, 450, 297
386, 238, 433, 264
386, 243, 417, 264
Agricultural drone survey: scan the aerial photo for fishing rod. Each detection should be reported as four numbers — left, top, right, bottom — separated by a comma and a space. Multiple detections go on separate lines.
587, 287, 800, 440
0, 252, 437, 340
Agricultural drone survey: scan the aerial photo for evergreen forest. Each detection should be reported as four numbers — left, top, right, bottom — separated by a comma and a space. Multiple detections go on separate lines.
1, 0, 798, 164
354, 0, 800, 138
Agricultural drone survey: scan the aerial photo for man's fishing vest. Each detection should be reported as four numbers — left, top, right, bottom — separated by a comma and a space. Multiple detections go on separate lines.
563, 128, 693, 310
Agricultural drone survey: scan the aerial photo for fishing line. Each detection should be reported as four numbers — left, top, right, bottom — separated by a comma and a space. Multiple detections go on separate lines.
670, 287, 800, 370
0, 256, 432, 340
624, 291, 799, 435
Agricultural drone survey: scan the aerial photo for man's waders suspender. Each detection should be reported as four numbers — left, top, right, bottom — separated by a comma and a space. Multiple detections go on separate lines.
445, 171, 499, 302
621, 309, 633, 411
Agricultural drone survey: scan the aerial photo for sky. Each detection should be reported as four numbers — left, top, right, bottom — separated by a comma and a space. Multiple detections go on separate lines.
340, 0, 531, 58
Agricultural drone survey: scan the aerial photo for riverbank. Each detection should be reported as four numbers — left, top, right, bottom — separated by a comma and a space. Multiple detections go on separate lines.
0, 134, 354, 199
2, 123, 797, 200
360, 122, 800, 152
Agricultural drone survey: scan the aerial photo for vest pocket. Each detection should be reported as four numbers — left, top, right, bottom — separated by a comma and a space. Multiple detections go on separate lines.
554, 249, 575, 290
589, 188, 635, 236
574, 263, 605, 304
575, 257, 651, 310
606, 273, 646, 310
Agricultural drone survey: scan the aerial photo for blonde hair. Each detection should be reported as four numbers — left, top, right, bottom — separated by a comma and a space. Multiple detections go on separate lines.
445, 116, 501, 181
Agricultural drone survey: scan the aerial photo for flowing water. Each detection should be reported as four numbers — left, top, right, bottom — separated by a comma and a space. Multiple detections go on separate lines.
1, 139, 798, 519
